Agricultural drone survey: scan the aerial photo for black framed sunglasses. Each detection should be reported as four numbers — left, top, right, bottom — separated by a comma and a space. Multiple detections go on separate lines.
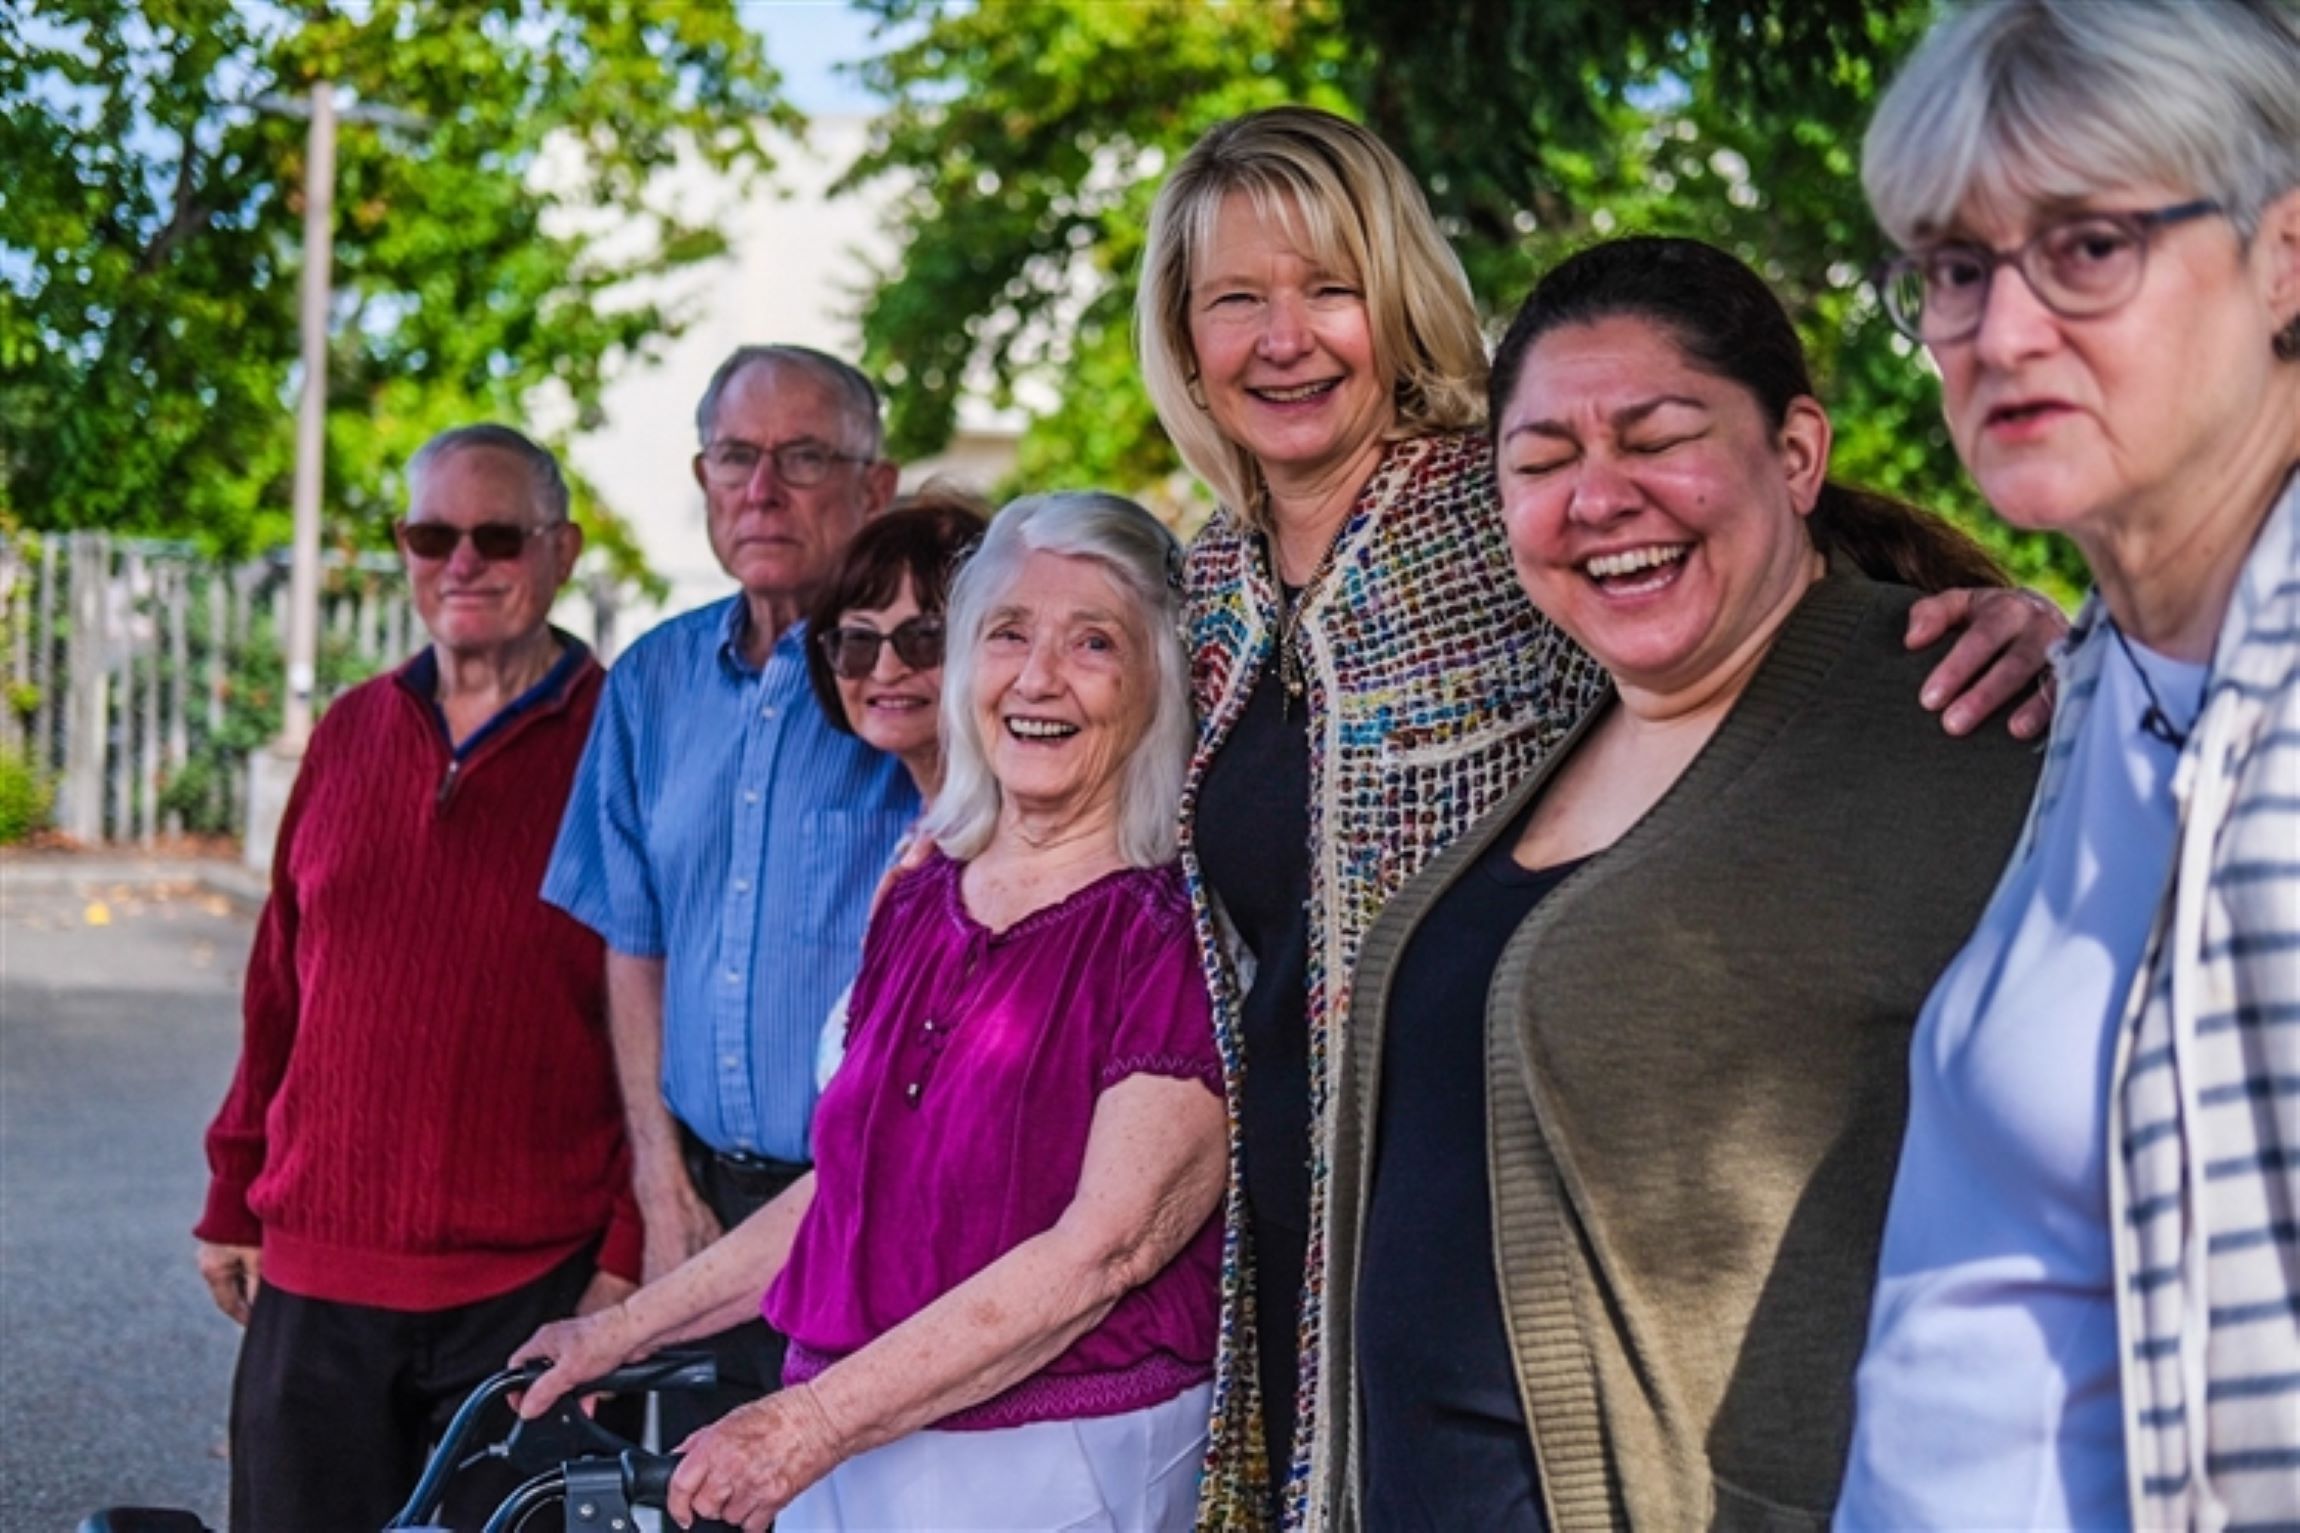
395, 520, 559, 562
818, 616, 945, 679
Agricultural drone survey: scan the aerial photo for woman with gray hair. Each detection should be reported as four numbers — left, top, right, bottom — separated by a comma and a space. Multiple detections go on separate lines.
1842, 2, 2300, 1527
511, 492, 1226, 1531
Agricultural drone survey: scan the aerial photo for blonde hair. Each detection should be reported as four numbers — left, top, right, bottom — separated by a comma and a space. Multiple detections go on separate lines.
1135, 106, 1489, 527
1864, 0, 2300, 246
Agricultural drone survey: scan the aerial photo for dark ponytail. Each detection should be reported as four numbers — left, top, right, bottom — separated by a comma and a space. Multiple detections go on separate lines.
1488, 236, 2006, 596
1809, 484, 2006, 593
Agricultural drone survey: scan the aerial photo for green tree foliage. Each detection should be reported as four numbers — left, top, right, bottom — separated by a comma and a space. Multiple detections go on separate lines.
0, 0, 795, 594
845, 0, 1356, 515
846, 0, 2082, 594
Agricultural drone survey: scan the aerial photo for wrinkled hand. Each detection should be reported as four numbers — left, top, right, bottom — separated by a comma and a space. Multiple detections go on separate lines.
196, 1240, 262, 1325
639, 1172, 724, 1284
575, 1270, 639, 1317
508, 1304, 642, 1419
1907, 585, 2067, 739
667, 1384, 844, 1532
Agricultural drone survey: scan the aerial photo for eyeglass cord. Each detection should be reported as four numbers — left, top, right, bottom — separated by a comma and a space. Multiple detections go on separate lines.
2107, 619, 2195, 750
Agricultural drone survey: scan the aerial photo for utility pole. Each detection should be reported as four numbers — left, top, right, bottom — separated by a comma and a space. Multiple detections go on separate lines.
243, 83, 426, 870
284, 80, 335, 751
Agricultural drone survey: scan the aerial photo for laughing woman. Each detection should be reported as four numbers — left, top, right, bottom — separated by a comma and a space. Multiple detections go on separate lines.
514, 493, 1225, 1532
802, 489, 990, 1089
1315, 236, 2041, 1532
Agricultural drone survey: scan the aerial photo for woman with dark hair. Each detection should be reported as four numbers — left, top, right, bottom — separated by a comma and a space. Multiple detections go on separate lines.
802, 487, 991, 803
800, 488, 990, 1088
1314, 236, 2042, 1531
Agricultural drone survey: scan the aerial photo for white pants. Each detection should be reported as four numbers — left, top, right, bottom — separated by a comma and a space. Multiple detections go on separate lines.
778, 1382, 1210, 1531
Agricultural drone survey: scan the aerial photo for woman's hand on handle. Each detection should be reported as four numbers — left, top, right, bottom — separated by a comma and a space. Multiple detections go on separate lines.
665, 1384, 844, 1531
1908, 585, 2068, 740
508, 1303, 643, 1418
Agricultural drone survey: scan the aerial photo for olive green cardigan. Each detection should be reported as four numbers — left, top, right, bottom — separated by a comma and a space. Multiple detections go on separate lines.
1320, 570, 2040, 1530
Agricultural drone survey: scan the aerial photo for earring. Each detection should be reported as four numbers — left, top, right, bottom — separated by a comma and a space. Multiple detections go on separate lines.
1185, 372, 1209, 410
2275, 314, 2300, 362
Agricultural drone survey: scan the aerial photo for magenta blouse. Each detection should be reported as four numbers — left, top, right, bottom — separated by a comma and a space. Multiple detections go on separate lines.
765, 851, 1223, 1430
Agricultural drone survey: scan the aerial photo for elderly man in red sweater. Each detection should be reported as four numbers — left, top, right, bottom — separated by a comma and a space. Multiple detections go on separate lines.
194, 423, 642, 1531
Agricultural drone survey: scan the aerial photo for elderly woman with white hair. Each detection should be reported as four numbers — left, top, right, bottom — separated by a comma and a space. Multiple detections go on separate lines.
511, 492, 1227, 1532
1841, 2, 2300, 1528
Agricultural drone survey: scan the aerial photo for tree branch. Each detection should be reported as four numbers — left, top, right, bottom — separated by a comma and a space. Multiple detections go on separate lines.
136, 123, 217, 274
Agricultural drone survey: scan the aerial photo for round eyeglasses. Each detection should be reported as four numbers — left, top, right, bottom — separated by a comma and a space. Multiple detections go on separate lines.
1875, 200, 2223, 345
696, 438, 873, 489
818, 616, 945, 679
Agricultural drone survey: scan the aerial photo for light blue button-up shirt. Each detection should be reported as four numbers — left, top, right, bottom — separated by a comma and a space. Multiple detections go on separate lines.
545, 597, 917, 1161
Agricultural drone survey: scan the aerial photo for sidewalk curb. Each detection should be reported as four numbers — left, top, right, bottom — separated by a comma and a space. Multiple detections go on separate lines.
0, 857, 269, 914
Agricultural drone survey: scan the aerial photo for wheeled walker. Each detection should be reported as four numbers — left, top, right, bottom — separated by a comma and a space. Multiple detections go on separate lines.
79, 1349, 716, 1533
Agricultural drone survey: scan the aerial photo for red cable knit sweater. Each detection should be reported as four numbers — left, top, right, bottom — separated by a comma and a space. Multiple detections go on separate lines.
197, 650, 642, 1311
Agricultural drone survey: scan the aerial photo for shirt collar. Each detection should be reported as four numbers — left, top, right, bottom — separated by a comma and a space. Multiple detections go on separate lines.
397, 627, 591, 755
2214, 463, 2300, 672
715, 598, 810, 679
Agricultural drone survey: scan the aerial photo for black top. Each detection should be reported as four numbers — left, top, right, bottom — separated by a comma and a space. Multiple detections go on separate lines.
1193, 653, 1312, 1504
1359, 809, 1579, 1532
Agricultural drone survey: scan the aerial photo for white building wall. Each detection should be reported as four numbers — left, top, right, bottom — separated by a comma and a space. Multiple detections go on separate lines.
563, 114, 1019, 644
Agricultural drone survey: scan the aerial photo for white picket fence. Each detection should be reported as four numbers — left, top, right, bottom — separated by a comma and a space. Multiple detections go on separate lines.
0, 533, 418, 844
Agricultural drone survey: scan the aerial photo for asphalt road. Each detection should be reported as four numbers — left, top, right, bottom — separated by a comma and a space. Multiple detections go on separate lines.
2, 871, 249, 1531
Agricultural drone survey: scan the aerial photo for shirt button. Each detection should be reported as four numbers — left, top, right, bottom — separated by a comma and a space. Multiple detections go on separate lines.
743, 788, 760, 804
723, 1054, 740, 1068
724, 968, 740, 983
761, 704, 778, 720
733, 876, 751, 892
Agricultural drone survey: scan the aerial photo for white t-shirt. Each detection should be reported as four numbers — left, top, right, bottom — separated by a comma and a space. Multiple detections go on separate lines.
1837, 630, 2206, 1531
815, 822, 928, 1091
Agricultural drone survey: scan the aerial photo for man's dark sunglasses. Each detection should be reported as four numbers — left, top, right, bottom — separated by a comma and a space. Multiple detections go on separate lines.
395, 520, 559, 561
818, 616, 945, 679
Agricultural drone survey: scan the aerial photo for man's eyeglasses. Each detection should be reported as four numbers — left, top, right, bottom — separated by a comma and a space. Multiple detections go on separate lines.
1875, 200, 2223, 345
818, 617, 945, 679
697, 439, 874, 489
395, 520, 560, 562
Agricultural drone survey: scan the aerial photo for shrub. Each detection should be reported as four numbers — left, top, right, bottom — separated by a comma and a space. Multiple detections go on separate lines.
0, 750, 53, 844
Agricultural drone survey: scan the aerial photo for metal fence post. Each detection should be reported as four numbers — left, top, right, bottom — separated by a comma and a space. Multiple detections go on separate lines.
207, 570, 228, 832
59, 534, 110, 844
114, 548, 141, 844
1, 541, 22, 755
166, 563, 190, 838
33, 536, 58, 775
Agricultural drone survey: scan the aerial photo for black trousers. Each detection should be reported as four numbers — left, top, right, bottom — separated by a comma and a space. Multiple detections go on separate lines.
659, 1124, 810, 1448
228, 1244, 609, 1533
663, 1125, 810, 1533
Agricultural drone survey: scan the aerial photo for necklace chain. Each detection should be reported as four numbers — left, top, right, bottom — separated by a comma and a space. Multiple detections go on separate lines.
2108, 620, 2195, 749
1270, 527, 1349, 718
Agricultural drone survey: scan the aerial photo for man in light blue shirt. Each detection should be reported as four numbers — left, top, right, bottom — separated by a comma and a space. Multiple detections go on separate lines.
544, 345, 915, 1443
